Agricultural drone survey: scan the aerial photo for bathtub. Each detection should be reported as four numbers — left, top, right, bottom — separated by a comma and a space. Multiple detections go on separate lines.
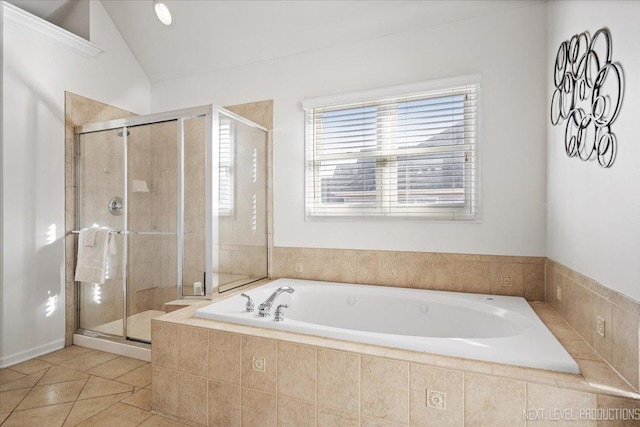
194, 278, 579, 374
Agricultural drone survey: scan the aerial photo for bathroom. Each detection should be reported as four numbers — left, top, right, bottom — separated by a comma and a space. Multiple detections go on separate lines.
1, 0, 639, 425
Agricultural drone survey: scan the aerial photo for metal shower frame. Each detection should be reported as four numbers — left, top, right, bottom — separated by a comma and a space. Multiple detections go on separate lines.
72, 104, 268, 346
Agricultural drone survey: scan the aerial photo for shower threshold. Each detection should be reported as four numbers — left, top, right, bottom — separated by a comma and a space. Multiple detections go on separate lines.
90, 310, 165, 342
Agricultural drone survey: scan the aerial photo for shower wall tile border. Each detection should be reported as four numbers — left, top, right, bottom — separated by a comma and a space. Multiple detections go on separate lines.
271, 247, 545, 301
546, 259, 640, 392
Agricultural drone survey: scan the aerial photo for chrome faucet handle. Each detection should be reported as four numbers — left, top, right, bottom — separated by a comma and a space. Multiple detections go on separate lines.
258, 286, 295, 317
274, 304, 288, 322
241, 293, 254, 312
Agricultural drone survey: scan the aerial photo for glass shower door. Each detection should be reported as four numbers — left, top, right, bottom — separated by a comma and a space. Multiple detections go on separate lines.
216, 111, 268, 292
77, 129, 125, 336
77, 120, 182, 343
182, 116, 207, 296
125, 120, 179, 342
75, 104, 215, 345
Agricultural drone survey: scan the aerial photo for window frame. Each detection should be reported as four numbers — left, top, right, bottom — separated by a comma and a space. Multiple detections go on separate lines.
303, 75, 481, 220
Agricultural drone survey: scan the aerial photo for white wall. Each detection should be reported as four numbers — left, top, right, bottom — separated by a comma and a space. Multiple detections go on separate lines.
152, 2, 548, 256
547, 1, 640, 302
1, 0, 150, 366
52, 0, 90, 41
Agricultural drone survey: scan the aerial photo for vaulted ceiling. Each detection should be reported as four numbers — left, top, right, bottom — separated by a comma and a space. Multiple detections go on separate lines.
100, 0, 542, 84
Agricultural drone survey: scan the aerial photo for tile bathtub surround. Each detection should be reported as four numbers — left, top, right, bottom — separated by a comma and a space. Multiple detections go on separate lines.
151, 298, 640, 427
271, 247, 545, 300
0, 345, 189, 426
546, 259, 640, 392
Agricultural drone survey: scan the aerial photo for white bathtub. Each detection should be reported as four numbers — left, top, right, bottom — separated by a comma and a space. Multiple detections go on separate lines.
195, 278, 579, 374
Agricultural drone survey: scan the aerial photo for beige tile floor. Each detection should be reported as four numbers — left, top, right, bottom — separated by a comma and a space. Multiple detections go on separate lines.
0, 346, 189, 426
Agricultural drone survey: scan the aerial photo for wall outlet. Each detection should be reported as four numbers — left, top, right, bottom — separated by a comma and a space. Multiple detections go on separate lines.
294, 263, 304, 273
252, 356, 265, 373
501, 276, 513, 287
556, 286, 562, 301
597, 316, 606, 338
388, 268, 398, 279
427, 389, 446, 410
193, 281, 203, 296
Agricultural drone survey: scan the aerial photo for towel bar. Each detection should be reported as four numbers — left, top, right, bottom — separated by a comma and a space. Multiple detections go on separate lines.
70, 230, 175, 235
70, 230, 135, 235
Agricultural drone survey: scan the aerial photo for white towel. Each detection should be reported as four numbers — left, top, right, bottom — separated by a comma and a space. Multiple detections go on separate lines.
74, 227, 114, 284
83, 227, 98, 247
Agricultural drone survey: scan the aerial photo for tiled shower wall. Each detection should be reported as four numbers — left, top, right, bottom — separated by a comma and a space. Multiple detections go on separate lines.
546, 259, 640, 391
271, 247, 545, 301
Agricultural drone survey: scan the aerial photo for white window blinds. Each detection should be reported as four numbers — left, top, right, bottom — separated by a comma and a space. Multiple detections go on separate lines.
218, 117, 234, 216
304, 80, 479, 219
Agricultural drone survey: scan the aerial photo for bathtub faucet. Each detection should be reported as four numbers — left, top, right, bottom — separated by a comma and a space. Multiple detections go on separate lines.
258, 286, 294, 317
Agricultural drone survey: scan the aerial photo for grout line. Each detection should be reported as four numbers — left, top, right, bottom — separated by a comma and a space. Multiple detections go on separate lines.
1, 384, 32, 421
239, 335, 243, 425
0, 367, 25, 376
177, 327, 183, 423
275, 340, 279, 426
524, 381, 528, 427
74, 376, 91, 400
358, 353, 362, 425
206, 332, 209, 427
59, 376, 90, 426
462, 371, 465, 426
315, 347, 318, 427
407, 362, 410, 425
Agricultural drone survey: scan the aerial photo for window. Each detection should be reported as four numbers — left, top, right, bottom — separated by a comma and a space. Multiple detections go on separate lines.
218, 117, 234, 216
304, 77, 479, 219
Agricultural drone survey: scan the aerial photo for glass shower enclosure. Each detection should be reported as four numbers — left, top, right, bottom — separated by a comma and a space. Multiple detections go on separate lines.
74, 105, 268, 344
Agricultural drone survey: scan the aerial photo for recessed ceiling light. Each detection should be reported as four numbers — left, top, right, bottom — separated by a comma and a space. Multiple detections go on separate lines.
153, 1, 174, 27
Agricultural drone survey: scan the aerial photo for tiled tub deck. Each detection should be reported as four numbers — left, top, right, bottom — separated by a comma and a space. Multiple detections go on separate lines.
151, 284, 640, 426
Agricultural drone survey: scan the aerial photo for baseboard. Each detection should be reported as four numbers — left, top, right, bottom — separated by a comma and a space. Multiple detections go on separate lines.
0, 338, 65, 368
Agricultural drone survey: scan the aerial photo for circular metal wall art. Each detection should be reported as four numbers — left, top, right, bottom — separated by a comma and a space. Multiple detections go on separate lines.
550, 27, 624, 168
